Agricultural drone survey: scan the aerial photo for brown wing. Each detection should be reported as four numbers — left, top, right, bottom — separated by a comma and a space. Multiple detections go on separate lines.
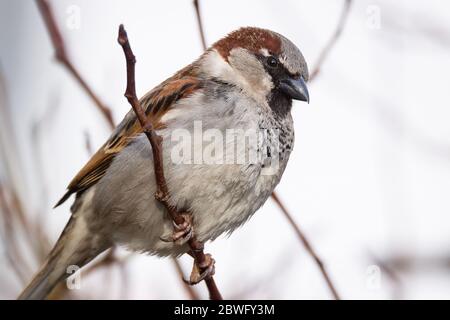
54, 76, 202, 208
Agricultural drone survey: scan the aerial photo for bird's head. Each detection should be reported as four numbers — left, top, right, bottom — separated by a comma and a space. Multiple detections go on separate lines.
199, 27, 309, 113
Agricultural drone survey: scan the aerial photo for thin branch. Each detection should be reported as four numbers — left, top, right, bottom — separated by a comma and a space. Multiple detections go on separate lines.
371, 254, 404, 299
35, 0, 115, 129
117, 24, 222, 300
35, 1, 196, 300
35, 0, 140, 297
271, 192, 340, 300
193, 0, 207, 51
309, 0, 352, 81
269, 1, 352, 299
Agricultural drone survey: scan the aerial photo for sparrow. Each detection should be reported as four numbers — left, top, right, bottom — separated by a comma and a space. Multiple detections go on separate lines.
19, 27, 309, 299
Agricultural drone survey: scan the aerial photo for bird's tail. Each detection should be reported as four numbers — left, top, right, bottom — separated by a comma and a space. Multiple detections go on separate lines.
18, 215, 109, 300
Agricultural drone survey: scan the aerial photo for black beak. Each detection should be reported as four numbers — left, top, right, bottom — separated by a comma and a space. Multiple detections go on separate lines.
279, 76, 309, 103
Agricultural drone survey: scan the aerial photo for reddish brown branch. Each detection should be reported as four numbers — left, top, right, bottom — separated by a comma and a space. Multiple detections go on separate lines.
193, 0, 207, 51
271, 192, 340, 299
35, 0, 197, 300
268, 0, 352, 299
117, 24, 222, 300
35, 0, 115, 129
310, 0, 352, 81
35, 0, 135, 288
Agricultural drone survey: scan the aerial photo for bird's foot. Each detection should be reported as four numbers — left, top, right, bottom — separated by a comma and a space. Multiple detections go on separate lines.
184, 253, 215, 285
159, 213, 193, 245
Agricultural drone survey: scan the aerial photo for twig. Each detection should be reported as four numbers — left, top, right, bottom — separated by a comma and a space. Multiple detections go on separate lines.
117, 24, 222, 300
35, 0, 198, 300
371, 254, 404, 299
193, 0, 207, 51
309, 0, 352, 81
35, 0, 115, 129
35, 0, 138, 297
269, 1, 353, 299
271, 192, 340, 300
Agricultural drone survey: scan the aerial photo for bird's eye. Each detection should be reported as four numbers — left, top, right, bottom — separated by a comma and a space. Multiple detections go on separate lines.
266, 56, 278, 68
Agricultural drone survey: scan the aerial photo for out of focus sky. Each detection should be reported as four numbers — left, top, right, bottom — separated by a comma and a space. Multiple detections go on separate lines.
1, 0, 450, 299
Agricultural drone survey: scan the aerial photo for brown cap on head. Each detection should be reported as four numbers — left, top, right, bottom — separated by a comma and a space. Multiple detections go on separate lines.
205, 27, 309, 105
213, 27, 282, 61
211, 27, 308, 81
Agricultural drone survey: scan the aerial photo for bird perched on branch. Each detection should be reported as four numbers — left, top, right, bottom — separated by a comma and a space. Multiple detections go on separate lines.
19, 27, 309, 299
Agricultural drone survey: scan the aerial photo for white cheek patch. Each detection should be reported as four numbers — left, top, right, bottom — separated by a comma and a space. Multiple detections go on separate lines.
201, 50, 235, 81
200, 49, 272, 106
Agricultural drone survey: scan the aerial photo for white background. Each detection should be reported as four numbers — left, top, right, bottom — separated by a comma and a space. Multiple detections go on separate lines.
1, 0, 449, 299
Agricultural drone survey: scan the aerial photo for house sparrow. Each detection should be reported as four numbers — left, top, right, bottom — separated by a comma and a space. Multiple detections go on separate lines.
19, 27, 309, 299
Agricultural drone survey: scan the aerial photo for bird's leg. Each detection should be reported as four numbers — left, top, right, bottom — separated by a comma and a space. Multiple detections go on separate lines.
155, 190, 214, 285
184, 243, 216, 285
159, 212, 193, 245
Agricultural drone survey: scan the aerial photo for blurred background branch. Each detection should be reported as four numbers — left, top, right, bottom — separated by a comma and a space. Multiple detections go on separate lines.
310, 0, 352, 80
191, 0, 348, 300
36, 0, 115, 129
33, 0, 202, 300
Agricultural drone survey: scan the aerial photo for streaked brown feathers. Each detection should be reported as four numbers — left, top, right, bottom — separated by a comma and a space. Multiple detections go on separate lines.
55, 74, 202, 208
